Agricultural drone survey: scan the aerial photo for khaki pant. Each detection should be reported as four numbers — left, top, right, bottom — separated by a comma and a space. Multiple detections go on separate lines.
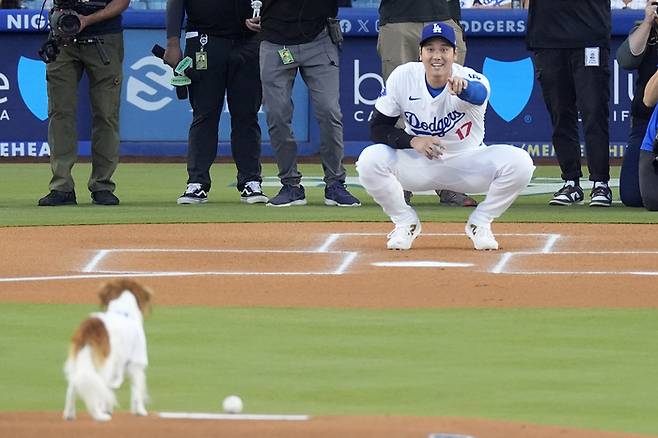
46, 32, 123, 193
377, 20, 467, 82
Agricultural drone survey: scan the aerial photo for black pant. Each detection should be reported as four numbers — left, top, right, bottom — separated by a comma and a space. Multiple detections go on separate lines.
639, 150, 658, 210
533, 48, 610, 183
185, 35, 262, 191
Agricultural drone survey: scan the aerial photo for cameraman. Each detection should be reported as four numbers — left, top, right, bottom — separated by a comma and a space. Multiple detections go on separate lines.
616, 0, 658, 207
38, 0, 129, 206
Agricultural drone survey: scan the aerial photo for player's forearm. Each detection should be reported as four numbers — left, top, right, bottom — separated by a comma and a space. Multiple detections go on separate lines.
457, 80, 487, 106
369, 109, 414, 149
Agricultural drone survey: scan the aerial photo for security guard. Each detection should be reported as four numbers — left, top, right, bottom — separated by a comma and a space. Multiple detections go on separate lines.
164, 0, 267, 204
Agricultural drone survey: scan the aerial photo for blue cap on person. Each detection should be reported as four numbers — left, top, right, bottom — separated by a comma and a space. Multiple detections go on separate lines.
419, 22, 457, 48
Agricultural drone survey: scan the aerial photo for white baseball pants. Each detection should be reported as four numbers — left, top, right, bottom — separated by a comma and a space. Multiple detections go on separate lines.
356, 143, 535, 228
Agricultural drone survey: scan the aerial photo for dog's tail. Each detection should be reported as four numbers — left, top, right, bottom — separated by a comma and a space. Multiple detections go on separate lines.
66, 318, 117, 420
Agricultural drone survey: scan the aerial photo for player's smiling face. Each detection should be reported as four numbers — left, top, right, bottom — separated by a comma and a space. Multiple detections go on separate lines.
419, 38, 456, 87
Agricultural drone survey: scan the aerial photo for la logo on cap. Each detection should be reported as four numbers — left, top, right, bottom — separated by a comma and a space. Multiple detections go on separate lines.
433, 23, 442, 33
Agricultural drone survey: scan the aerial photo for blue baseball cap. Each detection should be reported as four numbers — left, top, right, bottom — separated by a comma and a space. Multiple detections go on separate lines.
419, 22, 457, 48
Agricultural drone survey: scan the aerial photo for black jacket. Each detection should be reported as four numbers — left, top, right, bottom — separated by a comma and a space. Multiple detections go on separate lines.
378, 0, 460, 26
261, 0, 338, 45
526, 0, 610, 49
166, 0, 256, 39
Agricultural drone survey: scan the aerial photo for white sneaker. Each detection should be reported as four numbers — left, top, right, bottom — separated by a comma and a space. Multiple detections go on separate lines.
386, 221, 421, 250
465, 221, 499, 251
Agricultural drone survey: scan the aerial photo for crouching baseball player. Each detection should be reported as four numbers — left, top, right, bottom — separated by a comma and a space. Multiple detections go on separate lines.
357, 22, 535, 251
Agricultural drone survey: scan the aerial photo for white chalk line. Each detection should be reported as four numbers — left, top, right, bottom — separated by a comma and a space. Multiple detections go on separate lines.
371, 261, 474, 268
0, 246, 360, 283
158, 412, 310, 421
2, 232, 654, 282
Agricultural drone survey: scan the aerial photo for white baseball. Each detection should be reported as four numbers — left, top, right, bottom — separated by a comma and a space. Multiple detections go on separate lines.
222, 395, 243, 414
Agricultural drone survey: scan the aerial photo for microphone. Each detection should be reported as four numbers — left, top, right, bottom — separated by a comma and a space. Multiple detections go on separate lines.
152, 44, 188, 100
251, 0, 262, 18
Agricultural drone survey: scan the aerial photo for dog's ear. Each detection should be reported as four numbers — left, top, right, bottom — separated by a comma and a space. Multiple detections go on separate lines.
122, 279, 154, 316
97, 281, 122, 310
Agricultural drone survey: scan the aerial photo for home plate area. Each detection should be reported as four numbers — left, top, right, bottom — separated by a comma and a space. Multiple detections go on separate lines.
79, 231, 658, 279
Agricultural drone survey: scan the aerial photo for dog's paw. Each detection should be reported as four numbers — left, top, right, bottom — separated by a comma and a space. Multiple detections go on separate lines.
92, 411, 112, 422
62, 412, 76, 421
132, 406, 148, 416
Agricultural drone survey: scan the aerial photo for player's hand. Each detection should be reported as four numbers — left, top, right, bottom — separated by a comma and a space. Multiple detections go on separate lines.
447, 76, 468, 95
245, 17, 261, 32
410, 136, 444, 160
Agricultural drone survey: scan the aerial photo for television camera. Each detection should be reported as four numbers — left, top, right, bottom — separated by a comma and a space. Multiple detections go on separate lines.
38, 0, 110, 65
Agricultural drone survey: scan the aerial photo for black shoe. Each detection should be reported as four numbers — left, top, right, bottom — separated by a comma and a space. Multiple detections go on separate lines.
266, 184, 307, 207
177, 183, 209, 204
437, 189, 478, 207
324, 182, 361, 207
590, 183, 612, 207
91, 190, 120, 205
38, 190, 77, 206
403, 190, 413, 206
240, 181, 268, 204
549, 182, 584, 206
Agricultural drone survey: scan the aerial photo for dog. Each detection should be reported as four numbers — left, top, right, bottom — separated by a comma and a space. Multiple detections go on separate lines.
63, 279, 153, 421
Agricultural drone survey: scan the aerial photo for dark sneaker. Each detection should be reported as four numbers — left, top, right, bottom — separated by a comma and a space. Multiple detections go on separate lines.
240, 181, 268, 204
404, 190, 413, 206
91, 190, 120, 205
324, 182, 361, 207
177, 183, 209, 204
549, 183, 584, 206
38, 190, 77, 206
590, 183, 612, 207
266, 184, 307, 207
437, 189, 477, 207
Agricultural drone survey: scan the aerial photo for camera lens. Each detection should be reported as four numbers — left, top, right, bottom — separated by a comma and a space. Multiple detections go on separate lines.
58, 13, 80, 35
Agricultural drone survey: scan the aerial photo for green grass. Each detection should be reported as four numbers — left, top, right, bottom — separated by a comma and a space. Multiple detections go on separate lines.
1, 162, 657, 226
1, 303, 658, 435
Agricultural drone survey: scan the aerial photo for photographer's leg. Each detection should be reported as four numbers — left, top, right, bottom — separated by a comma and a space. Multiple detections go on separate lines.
46, 46, 83, 193
86, 33, 123, 195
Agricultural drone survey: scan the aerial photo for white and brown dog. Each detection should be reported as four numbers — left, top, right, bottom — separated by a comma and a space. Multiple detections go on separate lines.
63, 279, 153, 421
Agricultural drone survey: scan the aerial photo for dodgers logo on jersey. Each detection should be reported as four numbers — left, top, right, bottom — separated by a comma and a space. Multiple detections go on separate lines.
482, 57, 534, 122
17, 56, 48, 121
404, 110, 465, 137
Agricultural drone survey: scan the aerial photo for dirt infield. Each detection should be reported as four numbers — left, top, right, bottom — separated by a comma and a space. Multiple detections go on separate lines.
1, 222, 657, 438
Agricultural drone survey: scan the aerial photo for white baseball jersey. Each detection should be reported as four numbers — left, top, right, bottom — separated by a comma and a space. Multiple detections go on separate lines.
375, 62, 490, 156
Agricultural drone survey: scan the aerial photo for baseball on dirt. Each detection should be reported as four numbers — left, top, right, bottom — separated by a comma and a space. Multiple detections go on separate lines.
222, 395, 243, 414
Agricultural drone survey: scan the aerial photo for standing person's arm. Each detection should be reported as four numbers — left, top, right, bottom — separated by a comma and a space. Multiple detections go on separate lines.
629, 1, 658, 56
163, 0, 185, 68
